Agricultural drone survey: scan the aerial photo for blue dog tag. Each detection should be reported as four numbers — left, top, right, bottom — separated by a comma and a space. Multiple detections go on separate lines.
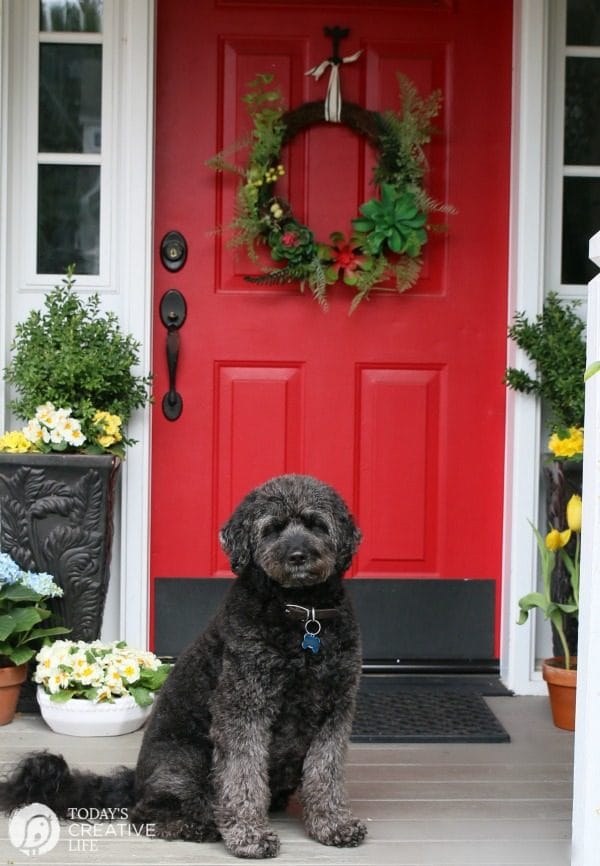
302, 633, 321, 654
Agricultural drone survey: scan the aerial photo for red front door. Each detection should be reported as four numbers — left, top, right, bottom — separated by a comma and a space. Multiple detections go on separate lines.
151, 0, 513, 657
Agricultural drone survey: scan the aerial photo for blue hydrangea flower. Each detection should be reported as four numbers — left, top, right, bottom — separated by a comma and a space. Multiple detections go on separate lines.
18, 570, 63, 598
0, 552, 21, 585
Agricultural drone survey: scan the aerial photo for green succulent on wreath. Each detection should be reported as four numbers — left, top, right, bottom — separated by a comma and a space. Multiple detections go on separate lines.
208, 72, 452, 313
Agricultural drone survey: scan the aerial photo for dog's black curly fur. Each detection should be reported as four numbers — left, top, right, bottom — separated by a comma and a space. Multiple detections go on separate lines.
0, 474, 367, 859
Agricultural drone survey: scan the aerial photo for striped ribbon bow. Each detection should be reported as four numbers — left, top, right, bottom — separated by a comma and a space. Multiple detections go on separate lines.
305, 49, 363, 123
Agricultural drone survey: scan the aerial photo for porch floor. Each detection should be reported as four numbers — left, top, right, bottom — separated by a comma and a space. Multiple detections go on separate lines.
0, 696, 572, 865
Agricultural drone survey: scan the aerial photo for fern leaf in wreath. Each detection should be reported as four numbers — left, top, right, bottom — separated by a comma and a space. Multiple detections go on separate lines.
244, 265, 311, 286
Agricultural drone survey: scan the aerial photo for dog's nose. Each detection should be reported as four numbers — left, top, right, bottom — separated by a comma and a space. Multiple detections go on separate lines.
288, 550, 306, 565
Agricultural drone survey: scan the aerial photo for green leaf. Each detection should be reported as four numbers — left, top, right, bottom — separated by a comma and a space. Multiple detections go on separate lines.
351, 218, 373, 233
8, 646, 35, 666
380, 183, 395, 208
1, 584, 42, 603
388, 229, 404, 254
584, 361, 600, 381
138, 663, 172, 692
22, 625, 71, 644
128, 685, 154, 707
0, 614, 16, 641
517, 592, 549, 615
555, 602, 578, 614
11, 607, 44, 633
49, 689, 79, 703
360, 200, 381, 220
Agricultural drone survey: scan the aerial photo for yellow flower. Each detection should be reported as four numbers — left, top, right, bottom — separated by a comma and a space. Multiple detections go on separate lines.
93, 411, 122, 448
566, 494, 582, 532
0, 430, 34, 453
548, 427, 584, 458
545, 528, 571, 551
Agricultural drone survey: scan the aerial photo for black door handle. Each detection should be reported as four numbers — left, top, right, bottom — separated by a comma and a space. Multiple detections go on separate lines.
159, 289, 187, 421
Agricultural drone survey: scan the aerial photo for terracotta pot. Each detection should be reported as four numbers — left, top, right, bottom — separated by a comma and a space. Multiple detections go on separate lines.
542, 656, 577, 731
0, 663, 28, 725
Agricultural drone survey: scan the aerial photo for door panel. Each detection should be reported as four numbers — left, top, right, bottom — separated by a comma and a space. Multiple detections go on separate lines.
151, 0, 513, 657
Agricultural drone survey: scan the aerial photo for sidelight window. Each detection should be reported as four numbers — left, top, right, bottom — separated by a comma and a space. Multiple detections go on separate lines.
36, 1, 104, 276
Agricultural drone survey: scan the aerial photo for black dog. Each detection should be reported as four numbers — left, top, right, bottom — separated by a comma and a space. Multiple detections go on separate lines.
0, 475, 367, 858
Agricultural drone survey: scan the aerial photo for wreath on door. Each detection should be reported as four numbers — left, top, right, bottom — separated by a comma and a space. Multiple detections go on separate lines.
208, 70, 452, 313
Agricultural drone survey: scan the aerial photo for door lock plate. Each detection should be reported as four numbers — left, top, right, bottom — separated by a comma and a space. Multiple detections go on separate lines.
160, 230, 187, 272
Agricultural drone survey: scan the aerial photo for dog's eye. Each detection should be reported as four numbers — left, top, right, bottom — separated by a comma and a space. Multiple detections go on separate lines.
261, 520, 286, 538
302, 514, 329, 534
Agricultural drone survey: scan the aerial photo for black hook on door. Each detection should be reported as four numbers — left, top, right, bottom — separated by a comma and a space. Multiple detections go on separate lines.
159, 289, 187, 421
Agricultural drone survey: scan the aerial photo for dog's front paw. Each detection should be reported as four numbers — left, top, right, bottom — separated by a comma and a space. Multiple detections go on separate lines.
309, 815, 367, 848
223, 826, 281, 859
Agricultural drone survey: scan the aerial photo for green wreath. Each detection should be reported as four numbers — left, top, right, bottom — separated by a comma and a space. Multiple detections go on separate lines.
208, 72, 451, 313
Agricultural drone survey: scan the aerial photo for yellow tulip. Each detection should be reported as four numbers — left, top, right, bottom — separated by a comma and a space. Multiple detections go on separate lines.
566, 494, 582, 533
545, 528, 571, 551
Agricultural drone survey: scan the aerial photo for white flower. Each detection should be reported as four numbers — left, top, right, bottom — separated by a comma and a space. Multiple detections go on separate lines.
77, 662, 103, 686
138, 651, 161, 671
35, 639, 164, 700
36, 640, 71, 668
35, 402, 57, 425
104, 666, 126, 694
64, 426, 86, 447
115, 657, 140, 684
47, 669, 70, 693
94, 685, 113, 703
49, 426, 64, 444
22, 419, 44, 444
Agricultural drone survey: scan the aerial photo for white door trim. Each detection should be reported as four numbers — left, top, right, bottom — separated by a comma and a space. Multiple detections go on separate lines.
501, 0, 550, 695
112, 0, 155, 648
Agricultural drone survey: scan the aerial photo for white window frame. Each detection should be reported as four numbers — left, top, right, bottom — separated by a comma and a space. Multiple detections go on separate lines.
546, 0, 600, 303
19, 1, 116, 290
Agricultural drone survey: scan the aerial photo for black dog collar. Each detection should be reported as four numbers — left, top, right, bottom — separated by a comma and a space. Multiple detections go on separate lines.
284, 604, 338, 621
284, 604, 338, 654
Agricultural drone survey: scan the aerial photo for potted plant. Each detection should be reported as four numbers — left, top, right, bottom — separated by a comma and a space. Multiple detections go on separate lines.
34, 639, 171, 736
505, 292, 586, 659
0, 553, 68, 724
517, 493, 581, 730
0, 266, 152, 641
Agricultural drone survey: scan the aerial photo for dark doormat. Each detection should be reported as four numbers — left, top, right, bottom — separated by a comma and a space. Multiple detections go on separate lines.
352, 676, 511, 743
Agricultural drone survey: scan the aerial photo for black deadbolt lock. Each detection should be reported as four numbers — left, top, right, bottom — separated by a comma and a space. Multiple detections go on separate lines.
160, 230, 187, 272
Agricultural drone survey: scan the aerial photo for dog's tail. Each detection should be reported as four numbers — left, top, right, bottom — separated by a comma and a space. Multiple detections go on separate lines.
0, 751, 136, 818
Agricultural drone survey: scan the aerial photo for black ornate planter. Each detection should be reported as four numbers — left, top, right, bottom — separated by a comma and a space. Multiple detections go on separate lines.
544, 458, 582, 658
0, 452, 121, 641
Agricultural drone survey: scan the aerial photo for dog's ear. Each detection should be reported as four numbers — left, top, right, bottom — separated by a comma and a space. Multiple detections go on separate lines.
335, 512, 362, 574
219, 492, 258, 573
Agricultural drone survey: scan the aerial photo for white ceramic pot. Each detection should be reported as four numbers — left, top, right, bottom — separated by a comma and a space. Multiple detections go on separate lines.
37, 687, 151, 737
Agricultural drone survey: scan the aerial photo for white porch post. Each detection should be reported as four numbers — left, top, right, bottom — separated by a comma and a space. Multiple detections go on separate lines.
571, 230, 600, 864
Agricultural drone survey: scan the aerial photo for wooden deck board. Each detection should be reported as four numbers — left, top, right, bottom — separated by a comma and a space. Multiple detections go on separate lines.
0, 696, 573, 865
